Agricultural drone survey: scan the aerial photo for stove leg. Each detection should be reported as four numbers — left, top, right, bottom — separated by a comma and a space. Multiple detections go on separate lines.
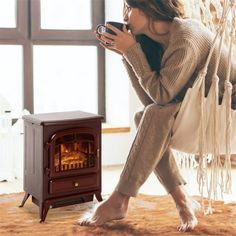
39, 201, 50, 223
19, 192, 30, 207
95, 192, 103, 202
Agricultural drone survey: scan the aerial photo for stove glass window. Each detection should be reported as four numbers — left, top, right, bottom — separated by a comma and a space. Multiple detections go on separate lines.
54, 133, 95, 172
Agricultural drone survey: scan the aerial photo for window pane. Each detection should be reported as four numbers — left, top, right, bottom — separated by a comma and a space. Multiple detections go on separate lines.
0, 0, 16, 28
40, 0, 92, 30
33, 46, 98, 114
0, 45, 23, 117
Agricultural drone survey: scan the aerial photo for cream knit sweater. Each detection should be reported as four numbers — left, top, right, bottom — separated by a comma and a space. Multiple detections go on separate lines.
122, 17, 236, 108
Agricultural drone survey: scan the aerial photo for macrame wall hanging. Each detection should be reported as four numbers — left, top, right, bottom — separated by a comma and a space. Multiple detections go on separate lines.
184, 0, 235, 50
171, 0, 236, 213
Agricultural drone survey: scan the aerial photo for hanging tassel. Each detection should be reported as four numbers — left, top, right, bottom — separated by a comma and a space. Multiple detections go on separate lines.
223, 1, 236, 194
197, 70, 209, 213
224, 80, 233, 194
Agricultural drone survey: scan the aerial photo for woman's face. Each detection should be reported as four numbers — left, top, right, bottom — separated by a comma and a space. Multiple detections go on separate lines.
123, 5, 148, 35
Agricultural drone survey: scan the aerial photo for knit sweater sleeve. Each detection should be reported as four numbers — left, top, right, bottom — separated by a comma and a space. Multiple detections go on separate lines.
122, 58, 153, 107
123, 42, 197, 105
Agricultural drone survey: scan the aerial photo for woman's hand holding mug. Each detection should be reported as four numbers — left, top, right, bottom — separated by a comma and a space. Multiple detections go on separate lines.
95, 21, 136, 54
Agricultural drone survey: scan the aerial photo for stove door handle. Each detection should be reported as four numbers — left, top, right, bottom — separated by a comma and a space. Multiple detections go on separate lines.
45, 168, 51, 176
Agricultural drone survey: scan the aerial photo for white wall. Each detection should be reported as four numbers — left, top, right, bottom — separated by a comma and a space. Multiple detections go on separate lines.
101, 0, 142, 166
105, 0, 129, 126
102, 86, 142, 166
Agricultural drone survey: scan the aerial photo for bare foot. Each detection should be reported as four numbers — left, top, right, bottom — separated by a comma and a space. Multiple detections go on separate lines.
176, 198, 201, 232
78, 191, 129, 226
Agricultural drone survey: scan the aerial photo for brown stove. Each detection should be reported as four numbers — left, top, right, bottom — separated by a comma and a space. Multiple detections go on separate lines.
19, 111, 103, 222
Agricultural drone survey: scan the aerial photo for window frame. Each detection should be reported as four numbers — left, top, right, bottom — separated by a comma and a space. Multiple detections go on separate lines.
0, 0, 106, 118
0, 0, 27, 39
30, 0, 103, 40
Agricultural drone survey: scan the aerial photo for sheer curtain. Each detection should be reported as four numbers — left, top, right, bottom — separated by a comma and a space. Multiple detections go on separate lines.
0, 121, 24, 181
0, 95, 25, 181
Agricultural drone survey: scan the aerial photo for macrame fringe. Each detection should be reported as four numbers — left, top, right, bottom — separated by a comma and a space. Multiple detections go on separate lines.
172, 149, 198, 169
181, 0, 235, 214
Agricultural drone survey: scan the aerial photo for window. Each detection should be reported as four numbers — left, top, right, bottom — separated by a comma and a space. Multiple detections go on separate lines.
0, 45, 23, 117
0, 0, 105, 118
0, 0, 16, 28
40, 0, 92, 30
33, 45, 98, 113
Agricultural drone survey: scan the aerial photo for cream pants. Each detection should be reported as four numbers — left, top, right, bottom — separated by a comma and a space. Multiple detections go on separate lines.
116, 103, 186, 197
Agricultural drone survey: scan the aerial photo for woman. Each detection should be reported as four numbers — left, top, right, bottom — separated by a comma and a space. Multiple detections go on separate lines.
79, 0, 236, 231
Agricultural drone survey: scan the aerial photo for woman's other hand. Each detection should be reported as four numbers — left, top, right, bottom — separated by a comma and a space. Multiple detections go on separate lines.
95, 31, 123, 55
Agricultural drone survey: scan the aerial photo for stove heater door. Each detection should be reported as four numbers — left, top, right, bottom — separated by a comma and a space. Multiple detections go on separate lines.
48, 128, 99, 178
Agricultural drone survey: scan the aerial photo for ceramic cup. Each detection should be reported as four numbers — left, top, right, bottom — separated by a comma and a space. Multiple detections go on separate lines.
96, 21, 129, 35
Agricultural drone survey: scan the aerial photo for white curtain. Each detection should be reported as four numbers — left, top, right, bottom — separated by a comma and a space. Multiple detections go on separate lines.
0, 119, 24, 181
0, 94, 26, 181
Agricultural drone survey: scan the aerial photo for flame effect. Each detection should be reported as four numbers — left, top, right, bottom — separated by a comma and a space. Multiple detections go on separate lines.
54, 140, 95, 172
